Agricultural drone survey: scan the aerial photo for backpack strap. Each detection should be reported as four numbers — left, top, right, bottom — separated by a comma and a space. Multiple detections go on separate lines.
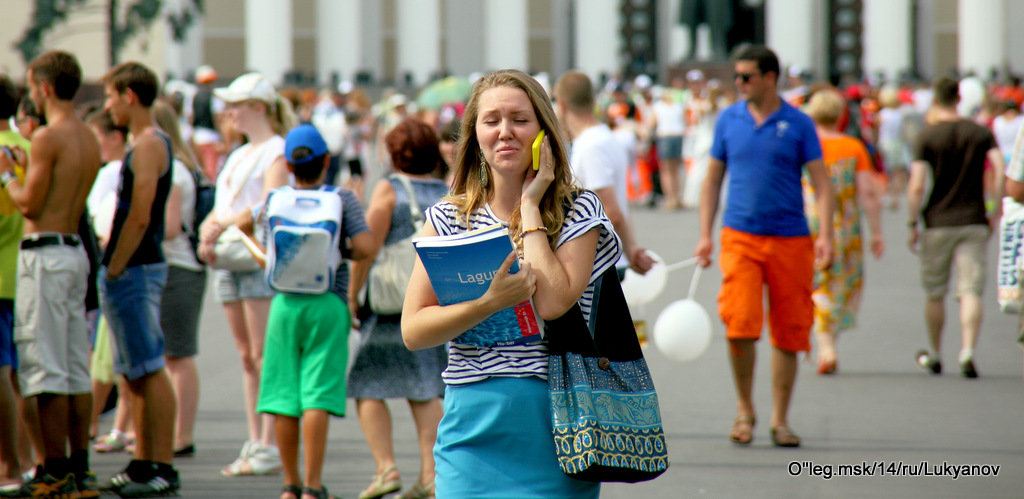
390, 173, 423, 231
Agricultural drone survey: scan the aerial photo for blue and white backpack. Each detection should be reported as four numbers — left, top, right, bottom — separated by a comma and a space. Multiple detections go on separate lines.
264, 185, 343, 294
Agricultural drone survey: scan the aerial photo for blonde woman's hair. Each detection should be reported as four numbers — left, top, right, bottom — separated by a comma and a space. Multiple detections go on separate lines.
268, 95, 298, 135
878, 86, 900, 109
448, 69, 579, 250
152, 99, 199, 172
805, 88, 845, 127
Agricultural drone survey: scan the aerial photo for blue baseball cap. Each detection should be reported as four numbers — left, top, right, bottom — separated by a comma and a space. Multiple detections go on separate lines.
285, 124, 328, 165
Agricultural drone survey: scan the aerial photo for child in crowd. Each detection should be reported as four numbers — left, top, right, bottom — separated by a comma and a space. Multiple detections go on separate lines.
238, 124, 372, 499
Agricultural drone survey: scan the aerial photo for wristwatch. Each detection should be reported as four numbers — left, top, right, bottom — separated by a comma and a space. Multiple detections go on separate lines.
907, 220, 918, 228
0, 171, 16, 188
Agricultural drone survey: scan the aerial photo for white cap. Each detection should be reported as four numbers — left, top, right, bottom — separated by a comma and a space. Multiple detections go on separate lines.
214, 73, 277, 104
634, 74, 653, 90
195, 65, 217, 84
686, 69, 704, 82
337, 80, 353, 94
388, 93, 408, 107
788, 65, 803, 78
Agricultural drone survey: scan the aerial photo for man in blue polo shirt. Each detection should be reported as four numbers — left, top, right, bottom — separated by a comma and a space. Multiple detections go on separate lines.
694, 45, 834, 448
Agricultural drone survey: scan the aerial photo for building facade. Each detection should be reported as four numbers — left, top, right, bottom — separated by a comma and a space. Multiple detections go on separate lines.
0, 0, 1021, 87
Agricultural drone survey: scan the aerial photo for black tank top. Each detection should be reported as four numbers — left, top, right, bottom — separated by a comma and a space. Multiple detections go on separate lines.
192, 90, 215, 130
102, 129, 173, 267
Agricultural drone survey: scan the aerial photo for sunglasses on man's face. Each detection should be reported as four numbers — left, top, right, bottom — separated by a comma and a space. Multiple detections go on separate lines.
734, 72, 758, 83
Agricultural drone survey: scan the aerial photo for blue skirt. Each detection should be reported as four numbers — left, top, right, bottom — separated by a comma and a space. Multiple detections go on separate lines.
434, 377, 600, 498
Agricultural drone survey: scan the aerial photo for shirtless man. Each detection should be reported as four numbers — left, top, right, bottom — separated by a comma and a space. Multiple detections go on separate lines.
0, 51, 101, 498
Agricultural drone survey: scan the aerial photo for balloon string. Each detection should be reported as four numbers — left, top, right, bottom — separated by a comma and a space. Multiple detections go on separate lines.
688, 266, 702, 299
662, 257, 702, 299
664, 257, 698, 273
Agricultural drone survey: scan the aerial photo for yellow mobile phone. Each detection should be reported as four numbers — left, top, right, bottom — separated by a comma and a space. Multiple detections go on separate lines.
532, 130, 545, 170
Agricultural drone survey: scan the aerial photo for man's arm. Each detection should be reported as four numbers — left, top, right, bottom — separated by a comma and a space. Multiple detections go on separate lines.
906, 159, 929, 253
987, 147, 1005, 231
592, 186, 653, 274
694, 157, 726, 267
0, 127, 56, 218
1007, 177, 1024, 203
105, 135, 166, 277
805, 158, 835, 269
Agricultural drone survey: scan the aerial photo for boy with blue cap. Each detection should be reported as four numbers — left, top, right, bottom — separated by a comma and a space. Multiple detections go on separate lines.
237, 124, 372, 499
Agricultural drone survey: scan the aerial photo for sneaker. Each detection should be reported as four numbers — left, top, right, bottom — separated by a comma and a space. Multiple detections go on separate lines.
0, 470, 75, 498
960, 359, 979, 378
915, 350, 942, 374
248, 444, 283, 474
94, 429, 132, 453
115, 469, 180, 498
76, 470, 100, 498
99, 469, 133, 492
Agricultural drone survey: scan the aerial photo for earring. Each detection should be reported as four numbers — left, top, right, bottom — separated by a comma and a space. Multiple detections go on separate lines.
479, 152, 489, 189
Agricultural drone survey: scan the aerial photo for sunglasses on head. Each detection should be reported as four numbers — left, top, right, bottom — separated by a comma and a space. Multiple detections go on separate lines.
734, 72, 757, 83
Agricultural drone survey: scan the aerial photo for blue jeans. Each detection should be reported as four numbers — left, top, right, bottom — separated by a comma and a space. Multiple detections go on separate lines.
99, 263, 168, 381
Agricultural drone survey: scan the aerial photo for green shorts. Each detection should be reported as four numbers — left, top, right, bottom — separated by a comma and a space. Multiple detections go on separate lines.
257, 293, 350, 418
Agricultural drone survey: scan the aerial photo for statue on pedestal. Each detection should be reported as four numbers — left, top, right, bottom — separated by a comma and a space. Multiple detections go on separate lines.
679, 0, 734, 61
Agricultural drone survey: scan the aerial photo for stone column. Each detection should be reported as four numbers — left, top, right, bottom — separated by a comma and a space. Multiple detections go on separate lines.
958, 0, 1005, 77
396, 0, 441, 85
163, 0, 204, 80
483, 0, 528, 72
765, 0, 817, 74
573, 0, 619, 83
245, 0, 293, 85
317, 0, 361, 85
863, 0, 912, 82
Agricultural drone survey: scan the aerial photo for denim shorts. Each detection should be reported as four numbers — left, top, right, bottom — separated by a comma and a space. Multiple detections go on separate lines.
214, 269, 274, 303
0, 300, 14, 369
100, 263, 168, 381
656, 136, 683, 159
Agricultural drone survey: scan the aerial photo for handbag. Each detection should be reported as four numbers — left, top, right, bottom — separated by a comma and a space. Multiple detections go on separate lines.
546, 266, 669, 483
210, 142, 274, 272
998, 196, 1024, 313
367, 174, 423, 315
213, 225, 263, 272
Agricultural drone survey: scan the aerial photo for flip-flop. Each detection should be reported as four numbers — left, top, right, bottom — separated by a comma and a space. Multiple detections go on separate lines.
358, 465, 401, 499
770, 425, 801, 448
729, 415, 756, 445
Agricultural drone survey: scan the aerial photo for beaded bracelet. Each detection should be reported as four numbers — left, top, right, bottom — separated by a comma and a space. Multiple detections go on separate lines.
521, 226, 547, 237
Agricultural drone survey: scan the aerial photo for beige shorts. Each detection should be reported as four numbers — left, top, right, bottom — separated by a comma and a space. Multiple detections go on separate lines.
920, 225, 989, 299
15, 243, 91, 396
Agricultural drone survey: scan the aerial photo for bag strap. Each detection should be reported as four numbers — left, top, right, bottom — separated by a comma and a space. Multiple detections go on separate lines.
390, 173, 423, 231
226, 141, 276, 206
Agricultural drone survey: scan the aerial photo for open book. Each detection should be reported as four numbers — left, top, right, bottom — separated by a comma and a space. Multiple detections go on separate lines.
413, 224, 542, 347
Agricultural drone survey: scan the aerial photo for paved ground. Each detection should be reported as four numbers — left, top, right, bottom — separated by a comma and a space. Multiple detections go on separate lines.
91, 194, 1024, 498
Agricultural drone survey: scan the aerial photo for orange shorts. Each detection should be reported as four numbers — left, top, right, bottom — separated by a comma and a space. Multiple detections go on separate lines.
718, 227, 814, 353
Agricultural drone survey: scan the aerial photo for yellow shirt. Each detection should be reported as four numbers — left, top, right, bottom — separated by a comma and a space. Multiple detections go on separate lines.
0, 130, 30, 300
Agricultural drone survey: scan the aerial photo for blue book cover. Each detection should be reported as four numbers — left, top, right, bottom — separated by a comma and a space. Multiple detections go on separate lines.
413, 224, 541, 347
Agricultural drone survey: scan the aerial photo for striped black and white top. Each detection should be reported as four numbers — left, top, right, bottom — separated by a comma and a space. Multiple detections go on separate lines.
425, 190, 621, 385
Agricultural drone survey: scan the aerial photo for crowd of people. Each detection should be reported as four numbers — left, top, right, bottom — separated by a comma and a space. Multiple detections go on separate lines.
0, 42, 1022, 498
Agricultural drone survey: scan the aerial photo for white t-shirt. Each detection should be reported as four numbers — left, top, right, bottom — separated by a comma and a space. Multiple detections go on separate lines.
570, 124, 629, 217
162, 160, 203, 271
877, 108, 904, 144
87, 160, 122, 242
570, 124, 630, 267
652, 99, 686, 137
213, 135, 286, 220
992, 114, 1023, 159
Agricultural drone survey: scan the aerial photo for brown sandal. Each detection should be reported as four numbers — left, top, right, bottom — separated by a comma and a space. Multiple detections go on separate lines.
729, 415, 756, 444
770, 425, 801, 447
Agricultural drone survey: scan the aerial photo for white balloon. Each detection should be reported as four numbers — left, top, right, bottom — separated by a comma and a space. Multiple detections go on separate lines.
620, 252, 667, 307
653, 299, 712, 362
